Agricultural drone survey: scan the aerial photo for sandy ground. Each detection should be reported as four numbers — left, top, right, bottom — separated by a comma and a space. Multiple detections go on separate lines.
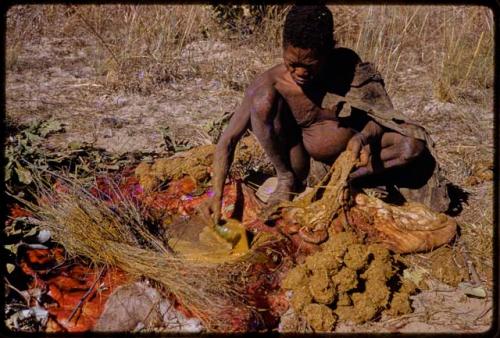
6, 31, 494, 333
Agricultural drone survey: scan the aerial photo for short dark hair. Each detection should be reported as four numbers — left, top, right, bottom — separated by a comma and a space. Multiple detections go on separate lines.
283, 5, 334, 51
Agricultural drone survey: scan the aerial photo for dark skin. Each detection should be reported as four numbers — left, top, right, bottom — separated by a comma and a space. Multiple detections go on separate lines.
201, 44, 426, 224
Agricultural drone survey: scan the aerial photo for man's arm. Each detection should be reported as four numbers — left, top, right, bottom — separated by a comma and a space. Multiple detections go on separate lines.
275, 71, 339, 127
207, 73, 283, 223
347, 117, 385, 168
249, 84, 297, 204
208, 90, 253, 224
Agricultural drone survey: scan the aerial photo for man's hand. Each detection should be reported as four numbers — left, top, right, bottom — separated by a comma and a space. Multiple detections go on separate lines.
198, 194, 223, 226
347, 133, 370, 167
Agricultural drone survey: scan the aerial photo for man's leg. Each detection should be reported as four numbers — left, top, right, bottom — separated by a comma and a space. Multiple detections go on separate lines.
257, 100, 306, 204
289, 141, 310, 192
349, 132, 428, 181
348, 131, 445, 208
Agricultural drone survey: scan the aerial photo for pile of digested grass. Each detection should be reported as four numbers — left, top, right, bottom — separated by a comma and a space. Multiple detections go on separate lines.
135, 133, 272, 191
282, 232, 417, 332
28, 175, 255, 331
279, 151, 419, 332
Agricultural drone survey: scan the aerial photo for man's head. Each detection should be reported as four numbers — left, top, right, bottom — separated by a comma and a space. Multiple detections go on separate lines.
283, 5, 334, 52
282, 5, 334, 86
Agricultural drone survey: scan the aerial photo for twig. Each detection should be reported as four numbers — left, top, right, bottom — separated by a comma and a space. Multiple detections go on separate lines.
67, 266, 106, 323
68, 5, 120, 66
4, 278, 30, 306
460, 242, 482, 286
474, 305, 492, 323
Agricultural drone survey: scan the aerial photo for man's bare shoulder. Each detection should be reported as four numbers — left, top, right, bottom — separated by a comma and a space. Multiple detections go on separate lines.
238, 64, 286, 118
247, 64, 285, 91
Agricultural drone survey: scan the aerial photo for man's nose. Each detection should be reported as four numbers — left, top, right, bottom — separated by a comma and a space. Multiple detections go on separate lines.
294, 67, 308, 78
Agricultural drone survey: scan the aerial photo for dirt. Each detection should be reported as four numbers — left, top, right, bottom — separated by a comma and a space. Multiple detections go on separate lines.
6, 36, 248, 155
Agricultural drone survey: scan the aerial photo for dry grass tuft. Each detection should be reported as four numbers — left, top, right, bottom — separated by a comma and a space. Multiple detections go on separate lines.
24, 172, 254, 330
331, 5, 493, 102
7, 5, 492, 100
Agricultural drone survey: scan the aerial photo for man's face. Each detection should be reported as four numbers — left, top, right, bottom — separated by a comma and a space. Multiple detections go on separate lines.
283, 45, 325, 87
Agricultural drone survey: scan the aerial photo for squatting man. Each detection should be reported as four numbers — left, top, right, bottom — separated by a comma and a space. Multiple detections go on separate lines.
201, 5, 450, 224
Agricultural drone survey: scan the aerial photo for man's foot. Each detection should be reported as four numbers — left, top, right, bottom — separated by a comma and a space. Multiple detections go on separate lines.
257, 173, 295, 222
268, 173, 295, 203
255, 177, 278, 203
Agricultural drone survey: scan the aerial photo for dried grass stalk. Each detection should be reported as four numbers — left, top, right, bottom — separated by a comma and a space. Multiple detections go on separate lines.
27, 174, 252, 331
283, 151, 357, 231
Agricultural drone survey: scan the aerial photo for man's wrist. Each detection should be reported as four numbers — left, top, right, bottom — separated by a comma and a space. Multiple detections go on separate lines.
318, 108, 338, 121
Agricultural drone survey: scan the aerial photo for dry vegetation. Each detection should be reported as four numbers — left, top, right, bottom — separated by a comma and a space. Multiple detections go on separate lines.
5, 4, 494, 332
20, 172, 255, 331
6, 5, 493, 100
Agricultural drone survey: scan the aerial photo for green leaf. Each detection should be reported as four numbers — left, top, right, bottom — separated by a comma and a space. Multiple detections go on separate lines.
460, 283, 487, 298
4, 166, 12, 182
403, 267, 425, 286
14, 165, 33, 185
5, 226, 22, 236
223, 204, 235, 213
19, 138, 28, 150
25, 227, 39, 237
100, 164, 120, 170
465, 287, 487, 298
39, 120, 63, 137
47, 156, 66, 164
6, 263, 15, 274
78, 163, 91, 173
4, 244, 18, 255
24, 131, 42, 144
191, 186, 206, 197
68, 140, 83, 150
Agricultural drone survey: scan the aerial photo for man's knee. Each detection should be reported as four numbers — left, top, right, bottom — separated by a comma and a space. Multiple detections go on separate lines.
400, 137, 425, 161
400, 137, 425, 162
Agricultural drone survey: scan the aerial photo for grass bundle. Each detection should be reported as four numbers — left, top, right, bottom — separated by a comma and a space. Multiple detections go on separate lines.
26, 173, 253, 331
279, 151, 356, 235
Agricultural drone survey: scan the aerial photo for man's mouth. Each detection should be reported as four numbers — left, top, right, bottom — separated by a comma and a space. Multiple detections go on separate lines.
293, 76, 308, 85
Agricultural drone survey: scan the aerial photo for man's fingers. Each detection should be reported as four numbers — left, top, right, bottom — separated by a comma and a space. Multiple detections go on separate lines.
341, 188, 350, 205
347, 138, 359, 151
348, 141, 361, 158
380, 146, 400, 162
349, 166, 372, 180
358, 144, 371, 167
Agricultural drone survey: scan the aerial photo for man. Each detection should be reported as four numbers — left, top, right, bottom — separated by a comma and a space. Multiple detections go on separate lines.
203, 5, 449, 224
